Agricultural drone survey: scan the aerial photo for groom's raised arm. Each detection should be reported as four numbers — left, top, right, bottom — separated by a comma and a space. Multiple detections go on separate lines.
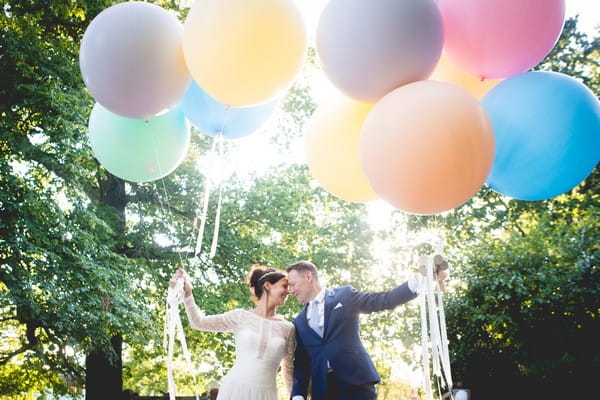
348, 279, 419, 314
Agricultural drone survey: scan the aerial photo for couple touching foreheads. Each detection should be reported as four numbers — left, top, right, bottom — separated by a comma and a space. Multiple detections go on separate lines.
171, 260, 437, 400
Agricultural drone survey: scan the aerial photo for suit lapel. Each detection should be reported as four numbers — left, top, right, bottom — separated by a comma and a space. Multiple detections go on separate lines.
299, 303, 322, 340
322, 288, 337, 338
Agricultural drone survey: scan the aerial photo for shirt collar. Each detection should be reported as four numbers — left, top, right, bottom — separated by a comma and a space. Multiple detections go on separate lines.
311, 287, 327, 304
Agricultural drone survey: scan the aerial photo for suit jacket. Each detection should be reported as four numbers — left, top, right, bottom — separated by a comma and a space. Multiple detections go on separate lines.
291, 282, 417, 400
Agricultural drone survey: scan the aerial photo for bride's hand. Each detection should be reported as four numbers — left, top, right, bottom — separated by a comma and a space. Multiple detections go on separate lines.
175, 269, 194, 297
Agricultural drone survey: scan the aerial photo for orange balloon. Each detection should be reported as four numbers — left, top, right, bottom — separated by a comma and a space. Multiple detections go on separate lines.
360, 80, 495, 214
430, 52, 501, 99
305, 94, 378, 203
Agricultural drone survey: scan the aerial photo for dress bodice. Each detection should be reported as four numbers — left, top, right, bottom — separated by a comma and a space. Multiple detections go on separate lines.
183, 297, 295, 394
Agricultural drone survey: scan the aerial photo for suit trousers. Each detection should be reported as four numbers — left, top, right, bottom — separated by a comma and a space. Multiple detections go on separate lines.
323, 370, 377, 400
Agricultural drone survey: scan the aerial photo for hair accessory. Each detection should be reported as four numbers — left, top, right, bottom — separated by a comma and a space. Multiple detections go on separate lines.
258, 271, 282, 282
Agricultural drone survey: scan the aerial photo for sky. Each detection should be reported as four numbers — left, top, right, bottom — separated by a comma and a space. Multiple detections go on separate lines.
565, 0, 600, 35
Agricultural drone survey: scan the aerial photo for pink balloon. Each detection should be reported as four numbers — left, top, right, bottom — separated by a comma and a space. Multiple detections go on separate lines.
439, 0, 565, 79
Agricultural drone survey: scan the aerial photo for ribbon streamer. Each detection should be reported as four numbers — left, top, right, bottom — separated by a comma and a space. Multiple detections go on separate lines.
194, 134, 224, 259
418, 246, 454, 400
208, 138, 224, 259
164, 278, 199, 400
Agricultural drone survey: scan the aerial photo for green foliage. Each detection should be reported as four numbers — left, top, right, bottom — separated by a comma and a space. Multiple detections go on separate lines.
445, 201, 598, 398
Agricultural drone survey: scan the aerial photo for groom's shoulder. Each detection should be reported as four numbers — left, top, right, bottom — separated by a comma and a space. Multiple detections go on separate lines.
333, 285, 358, 296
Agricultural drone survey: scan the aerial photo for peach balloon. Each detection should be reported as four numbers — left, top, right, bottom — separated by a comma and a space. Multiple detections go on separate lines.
305, 94, 378, 203
430, 53, 501, 99
360, 80, 495, 214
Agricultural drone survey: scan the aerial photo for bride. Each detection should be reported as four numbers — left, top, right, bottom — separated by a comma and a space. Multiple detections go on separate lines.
170, 265, 294, 400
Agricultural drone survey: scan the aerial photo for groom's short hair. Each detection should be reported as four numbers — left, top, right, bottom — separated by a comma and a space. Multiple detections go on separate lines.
286, 260, 318, 279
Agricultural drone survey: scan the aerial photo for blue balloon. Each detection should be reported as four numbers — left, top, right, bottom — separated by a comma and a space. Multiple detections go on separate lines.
182, 80, 278, 139
482, 71, 600, 200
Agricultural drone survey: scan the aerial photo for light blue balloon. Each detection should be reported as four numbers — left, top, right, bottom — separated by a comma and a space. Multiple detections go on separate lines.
88, 103, 190, 183
182, 80, 278, 139
482, 71, 600, 200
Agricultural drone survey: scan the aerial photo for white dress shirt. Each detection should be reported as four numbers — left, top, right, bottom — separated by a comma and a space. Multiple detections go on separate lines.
306, 287, 326, 333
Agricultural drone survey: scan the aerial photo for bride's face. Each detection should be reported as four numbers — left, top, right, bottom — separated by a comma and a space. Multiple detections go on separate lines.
267, 278, 289, 307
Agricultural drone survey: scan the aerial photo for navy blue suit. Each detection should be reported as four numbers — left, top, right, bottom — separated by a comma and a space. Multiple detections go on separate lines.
291, 282, 417, 400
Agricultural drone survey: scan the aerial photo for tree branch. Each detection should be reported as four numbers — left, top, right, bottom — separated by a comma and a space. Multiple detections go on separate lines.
0, 343, 34, 365
127, 190, 195, 218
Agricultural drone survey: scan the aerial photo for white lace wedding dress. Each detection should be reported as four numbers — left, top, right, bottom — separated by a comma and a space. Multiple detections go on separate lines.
183, 296, 295, 400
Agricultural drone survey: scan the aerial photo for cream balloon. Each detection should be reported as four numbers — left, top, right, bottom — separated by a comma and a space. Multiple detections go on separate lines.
305, 94, 377, 203
430, 52, 501, 99
360, 81, 495, 214
183, 0, 308, 107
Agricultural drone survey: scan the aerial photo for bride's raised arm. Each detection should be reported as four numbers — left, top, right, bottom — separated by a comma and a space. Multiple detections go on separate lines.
183, 296, 241, 333
281, 324, 296, 395
171, 268, 240, 333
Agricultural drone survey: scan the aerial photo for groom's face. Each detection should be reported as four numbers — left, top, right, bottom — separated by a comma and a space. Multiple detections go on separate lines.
287, 270, 312, 304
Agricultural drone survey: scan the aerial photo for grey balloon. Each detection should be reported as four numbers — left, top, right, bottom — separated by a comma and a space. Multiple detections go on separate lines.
316, 0, 444, 103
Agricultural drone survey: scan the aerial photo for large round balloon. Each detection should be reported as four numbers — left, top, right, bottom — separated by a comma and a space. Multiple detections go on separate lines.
439, 0, 565, 79
316, 0, 443, 103
80, 2, 190, 119
183, 0, 307, 107
360, 81, 495, 214
305, 93, 377, 203
183, 80, 278, 139
430, 53, 501, 99
88, 103, 190, 182
482, 71, 600, 200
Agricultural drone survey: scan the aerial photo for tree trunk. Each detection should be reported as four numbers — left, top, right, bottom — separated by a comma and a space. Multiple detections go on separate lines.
85, 335, 123, 400
86, 174, 127, 399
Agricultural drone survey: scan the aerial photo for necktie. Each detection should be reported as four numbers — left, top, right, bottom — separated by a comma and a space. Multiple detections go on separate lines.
308, 299, 322, 337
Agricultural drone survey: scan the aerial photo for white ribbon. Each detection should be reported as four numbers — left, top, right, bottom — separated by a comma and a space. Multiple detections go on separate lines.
194, 134, 224, 259
418, 249, 454, 400
164, 278, 199, 400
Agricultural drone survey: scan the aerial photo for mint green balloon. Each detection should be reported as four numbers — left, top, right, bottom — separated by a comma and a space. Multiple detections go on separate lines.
88, 103, 190, 182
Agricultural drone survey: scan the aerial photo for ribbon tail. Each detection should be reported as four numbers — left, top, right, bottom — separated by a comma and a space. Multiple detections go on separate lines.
209, 137, 224, 259
194, 136, 219, 256
420, 276, 434, 400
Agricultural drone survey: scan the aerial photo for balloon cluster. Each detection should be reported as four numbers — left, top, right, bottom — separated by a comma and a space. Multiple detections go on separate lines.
80, 0, 308, 182
305, 0, 599, 214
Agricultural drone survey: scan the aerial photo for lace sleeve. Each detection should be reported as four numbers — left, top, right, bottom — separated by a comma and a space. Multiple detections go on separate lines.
281, 323, 296, 395
183, 296, 239, 333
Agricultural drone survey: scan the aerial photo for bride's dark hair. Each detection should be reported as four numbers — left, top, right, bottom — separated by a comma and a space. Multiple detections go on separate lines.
246, 264, 286, 301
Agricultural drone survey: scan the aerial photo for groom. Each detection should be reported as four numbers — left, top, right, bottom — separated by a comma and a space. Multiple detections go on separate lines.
286, 260, 422, 400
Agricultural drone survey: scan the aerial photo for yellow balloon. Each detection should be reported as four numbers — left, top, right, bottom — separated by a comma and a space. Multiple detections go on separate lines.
183, 0, 308, 107
430, 52, 501, 99
305, 93, 378, 203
